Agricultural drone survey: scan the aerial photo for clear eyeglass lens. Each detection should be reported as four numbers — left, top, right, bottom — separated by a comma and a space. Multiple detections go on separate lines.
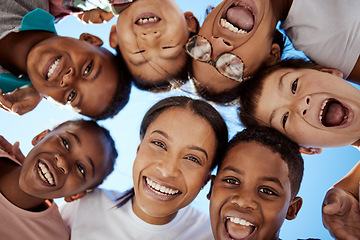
216, 53, 244, 81
186, 36, 211, 62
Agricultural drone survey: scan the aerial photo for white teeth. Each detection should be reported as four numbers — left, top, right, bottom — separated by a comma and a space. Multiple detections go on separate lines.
145, 177, 179, 195
227, 217, 254, 227
220, 18, 248, 34
319, 99, 329, 123
47, 57, 60, 79
138, 17, 159, 24
38, 162, 55, 186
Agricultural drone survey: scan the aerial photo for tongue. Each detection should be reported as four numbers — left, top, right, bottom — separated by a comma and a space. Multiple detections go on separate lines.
226, 221, 253, 240
323, 101, 346, 127
226, 6, 254, 32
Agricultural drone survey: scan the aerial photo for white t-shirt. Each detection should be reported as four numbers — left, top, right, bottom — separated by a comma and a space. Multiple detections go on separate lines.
60, 188, 214, 240
281, 0, 360, 78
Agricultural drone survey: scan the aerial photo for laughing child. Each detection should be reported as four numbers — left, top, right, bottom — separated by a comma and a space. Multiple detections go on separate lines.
187, 0, 360, 103
0, 1, 131, 119
0, 119, 117, 239
109, 0, 200, 91
208, 127, 304, 239
237, 58, 360, 238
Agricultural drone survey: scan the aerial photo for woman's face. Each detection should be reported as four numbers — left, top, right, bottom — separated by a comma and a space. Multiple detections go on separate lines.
132, 107, 217, 224
192, 0, 279, 95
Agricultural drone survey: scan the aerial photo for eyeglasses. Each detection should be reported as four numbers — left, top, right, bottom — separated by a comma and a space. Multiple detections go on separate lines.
109, 0, 136, 15
184, 35, 245, 82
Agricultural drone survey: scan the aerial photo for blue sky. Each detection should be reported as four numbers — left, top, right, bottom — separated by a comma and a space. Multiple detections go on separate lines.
1, 1, 359, 239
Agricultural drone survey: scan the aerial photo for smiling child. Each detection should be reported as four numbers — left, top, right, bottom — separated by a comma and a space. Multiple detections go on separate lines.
188, 0, 360, 103
109, 0, 199, 91
60, 96, 228, 239
208, 127, 304, 240
0, 1, 131, 119
0, 119, 117, 239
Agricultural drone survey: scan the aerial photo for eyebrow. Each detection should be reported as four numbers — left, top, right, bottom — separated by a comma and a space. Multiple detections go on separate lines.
87, 156, 95, 178
91, 64, 102, 82
221, 166, 242, 174
262, 176, 284, 189
269, 72, 291, 125
67, 131, 81, 145
151, 130, 209, 160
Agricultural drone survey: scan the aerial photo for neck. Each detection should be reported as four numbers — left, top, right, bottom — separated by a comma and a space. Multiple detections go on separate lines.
0, 166, 48, 211
272, 0, 293, 21
351, 139, 360, 150
132, 197, 178, 225
0, 30, 56, 77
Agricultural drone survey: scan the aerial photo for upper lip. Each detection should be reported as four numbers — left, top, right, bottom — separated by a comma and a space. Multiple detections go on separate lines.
144, 176, 181, 196
223, 210, 257, 240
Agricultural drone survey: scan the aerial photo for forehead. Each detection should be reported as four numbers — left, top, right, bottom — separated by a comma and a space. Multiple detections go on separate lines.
221, 142, 289, 180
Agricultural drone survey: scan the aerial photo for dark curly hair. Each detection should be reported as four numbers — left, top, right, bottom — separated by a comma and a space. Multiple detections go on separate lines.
225, 127, 304, 198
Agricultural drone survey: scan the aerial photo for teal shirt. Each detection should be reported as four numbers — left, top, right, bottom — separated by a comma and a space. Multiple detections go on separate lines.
0, 9, 57, 93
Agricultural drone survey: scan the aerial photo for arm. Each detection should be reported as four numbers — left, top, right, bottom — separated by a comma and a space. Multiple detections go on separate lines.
0, 85, 42, 115
322, 161, 360, 239
0, 136, 25, 163
322, 187, 360, 240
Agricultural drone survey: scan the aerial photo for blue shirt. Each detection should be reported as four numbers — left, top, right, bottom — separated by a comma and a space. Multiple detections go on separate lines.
0, 9, 57, 93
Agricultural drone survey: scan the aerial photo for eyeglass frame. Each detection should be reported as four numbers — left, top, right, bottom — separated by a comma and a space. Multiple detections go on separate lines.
184, 34, 247, 83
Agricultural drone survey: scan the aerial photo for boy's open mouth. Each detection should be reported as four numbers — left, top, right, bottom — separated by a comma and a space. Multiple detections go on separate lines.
135, 13, 161, 26
225, 216, 256, 239
319, 98, 349, 127
220, 2, 255, 34
37, 160, 55, 186
44, 56, 62, 81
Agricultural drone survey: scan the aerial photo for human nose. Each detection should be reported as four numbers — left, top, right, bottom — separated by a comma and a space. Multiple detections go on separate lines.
60, 67, 75, 87
230, 189, 258, 210
54, 154, 69, 174
140, 30, 161, 41
211, 36, 233, 60
295, 96, 311, 116
155, 155, 180, 178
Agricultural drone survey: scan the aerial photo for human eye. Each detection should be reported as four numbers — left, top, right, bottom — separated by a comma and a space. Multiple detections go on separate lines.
282, 112, 289, 129
60, 136, 70, 151
76, 163, 86, 177
291, 79, 298, 94
152, 140, 166, 150
185, 155, 202, 165
162, 46, 174, 49
83, 60, 93, 76
223, 177, 240, 185
135, 50, 145, 54
67, 90, 77, 103
259, 187, 278, 196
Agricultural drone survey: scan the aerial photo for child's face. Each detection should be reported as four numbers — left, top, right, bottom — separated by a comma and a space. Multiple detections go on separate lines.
27, 36, 118, 117
19, 123, 111, 199
112, 0, 191, 83
209, 142, 294, 240
132, 107, 216, 224
192, 0, 278, 95
255, 68, 360, 148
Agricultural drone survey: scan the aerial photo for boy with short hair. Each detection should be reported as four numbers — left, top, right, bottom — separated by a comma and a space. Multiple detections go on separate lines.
237, 58, 360, 238
0, 0, 131, 119
208, 127, 304, 239
0, 119, 117, 239
109, 0, 200, 91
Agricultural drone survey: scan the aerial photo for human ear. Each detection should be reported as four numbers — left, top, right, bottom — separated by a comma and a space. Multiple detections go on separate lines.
64, 191, 87, 203
184, 11, 200, 34
31, 129, 50, 146
79, 33, 103, 47
286, 196, 303, 220
299, 147, 322, 155
206, 175, 216, 200
266, 43, 281, 67
320, 67, 344, 78
109, 25, 119, 49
